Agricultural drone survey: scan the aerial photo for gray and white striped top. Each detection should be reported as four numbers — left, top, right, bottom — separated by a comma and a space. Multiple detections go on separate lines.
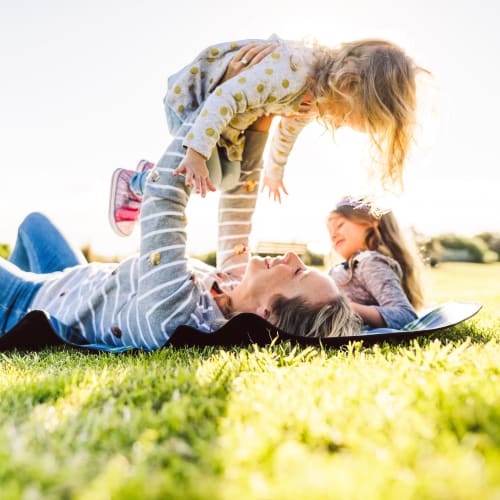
31, 130, 269, 351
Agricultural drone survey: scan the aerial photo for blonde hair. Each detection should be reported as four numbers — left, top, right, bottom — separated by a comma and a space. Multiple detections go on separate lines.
269, 294, 362, 338
311, 39, 428, 189
331, 200, 424, 309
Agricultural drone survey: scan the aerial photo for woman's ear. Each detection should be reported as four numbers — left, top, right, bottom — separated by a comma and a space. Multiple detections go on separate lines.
256, 306, 270, 319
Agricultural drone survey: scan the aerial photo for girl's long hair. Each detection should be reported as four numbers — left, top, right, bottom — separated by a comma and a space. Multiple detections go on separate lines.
331, 201, 424, 309
311, 39, 428, 189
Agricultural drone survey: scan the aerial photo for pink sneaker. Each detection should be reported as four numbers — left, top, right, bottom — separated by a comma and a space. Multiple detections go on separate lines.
108, 168, 141, 237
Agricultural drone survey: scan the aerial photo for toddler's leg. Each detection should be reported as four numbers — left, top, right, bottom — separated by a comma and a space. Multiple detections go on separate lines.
130, 160, 155, 197
219, 158, 242, 191
205, 148, 241, 191
9, 212, 86, 273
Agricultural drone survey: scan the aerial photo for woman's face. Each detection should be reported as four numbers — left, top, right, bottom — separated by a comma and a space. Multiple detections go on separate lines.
327, 213, 371, 260
242, 252, 339, 308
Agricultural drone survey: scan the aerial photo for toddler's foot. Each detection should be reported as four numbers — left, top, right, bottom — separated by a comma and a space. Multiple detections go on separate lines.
108, 160, 155, 237
108, 168, 142, 237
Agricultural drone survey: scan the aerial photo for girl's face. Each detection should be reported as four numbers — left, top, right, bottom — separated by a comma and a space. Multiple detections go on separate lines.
327, 213, 373, 260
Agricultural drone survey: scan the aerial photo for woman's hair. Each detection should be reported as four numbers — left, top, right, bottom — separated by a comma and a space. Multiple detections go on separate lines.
330, 197, 424, 309
269, 293, 362, 338
215, 291, 361, 337
311, 39, 428, 189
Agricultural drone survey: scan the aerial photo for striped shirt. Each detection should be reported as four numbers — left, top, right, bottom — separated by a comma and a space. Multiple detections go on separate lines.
31, 130, 269, 351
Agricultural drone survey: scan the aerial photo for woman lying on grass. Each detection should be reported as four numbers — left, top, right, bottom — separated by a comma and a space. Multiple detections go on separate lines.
2, 114, 361, 352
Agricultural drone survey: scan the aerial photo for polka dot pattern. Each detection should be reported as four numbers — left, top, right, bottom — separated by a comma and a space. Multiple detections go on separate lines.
164, 36, 316, 179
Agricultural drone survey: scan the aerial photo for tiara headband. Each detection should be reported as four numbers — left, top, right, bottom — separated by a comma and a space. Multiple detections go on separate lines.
335, 196, 390, 218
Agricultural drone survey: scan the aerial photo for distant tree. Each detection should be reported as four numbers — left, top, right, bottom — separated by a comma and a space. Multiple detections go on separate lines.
303, 249, 324, 267
192, 250, 216, 267
430, 234, 498, 263
476, 232, 500, 261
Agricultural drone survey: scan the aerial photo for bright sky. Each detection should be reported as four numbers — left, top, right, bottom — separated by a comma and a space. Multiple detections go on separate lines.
1, 0, 499, 257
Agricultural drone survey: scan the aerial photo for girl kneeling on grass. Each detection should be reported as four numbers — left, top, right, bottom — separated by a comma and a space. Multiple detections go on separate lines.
326, 196, 424, 329
0, 116, 361, 353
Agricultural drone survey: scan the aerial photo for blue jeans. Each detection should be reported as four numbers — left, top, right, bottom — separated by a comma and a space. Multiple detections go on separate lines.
0, 212, 86, 333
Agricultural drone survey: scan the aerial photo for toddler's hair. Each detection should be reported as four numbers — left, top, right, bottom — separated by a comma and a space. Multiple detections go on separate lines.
330, 197, 424, 309
312, 39, 428, 189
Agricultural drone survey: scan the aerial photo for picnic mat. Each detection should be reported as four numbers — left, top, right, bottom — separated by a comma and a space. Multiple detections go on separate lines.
0, 301, 482, 351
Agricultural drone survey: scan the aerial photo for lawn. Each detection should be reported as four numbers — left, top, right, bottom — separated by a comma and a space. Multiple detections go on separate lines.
0, 263, 499, 499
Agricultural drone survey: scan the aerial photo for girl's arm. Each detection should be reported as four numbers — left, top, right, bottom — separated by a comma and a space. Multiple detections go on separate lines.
349, 302, 386, 328
262, 112, 314, 202
356, 253, 418, 329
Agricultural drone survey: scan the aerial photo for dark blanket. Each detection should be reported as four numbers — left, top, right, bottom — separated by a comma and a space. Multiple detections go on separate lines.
0, 302, 482, 351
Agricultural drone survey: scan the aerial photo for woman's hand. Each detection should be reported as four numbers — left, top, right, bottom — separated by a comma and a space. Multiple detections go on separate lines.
261, 175, 288, 204
173, 148, 216, 197
222, 42, 277, 82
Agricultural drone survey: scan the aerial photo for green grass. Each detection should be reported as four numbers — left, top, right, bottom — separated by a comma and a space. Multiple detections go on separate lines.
0, 263, 499, 499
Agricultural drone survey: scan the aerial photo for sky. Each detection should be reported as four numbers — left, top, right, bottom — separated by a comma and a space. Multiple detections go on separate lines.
1, 0, 499, 257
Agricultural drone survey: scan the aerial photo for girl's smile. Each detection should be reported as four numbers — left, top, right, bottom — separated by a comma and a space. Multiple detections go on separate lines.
327, 214, 373, 260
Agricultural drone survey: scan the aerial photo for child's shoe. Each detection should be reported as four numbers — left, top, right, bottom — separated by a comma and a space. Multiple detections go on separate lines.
108, 168, 142, 237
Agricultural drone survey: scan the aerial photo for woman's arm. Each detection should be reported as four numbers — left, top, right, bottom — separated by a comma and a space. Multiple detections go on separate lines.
216, 115, 273, 277
134, 116, 203, 349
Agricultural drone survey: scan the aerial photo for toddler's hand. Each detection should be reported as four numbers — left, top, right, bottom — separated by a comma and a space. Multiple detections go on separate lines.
261, 175, 288, 204
173, 148, 216, 197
